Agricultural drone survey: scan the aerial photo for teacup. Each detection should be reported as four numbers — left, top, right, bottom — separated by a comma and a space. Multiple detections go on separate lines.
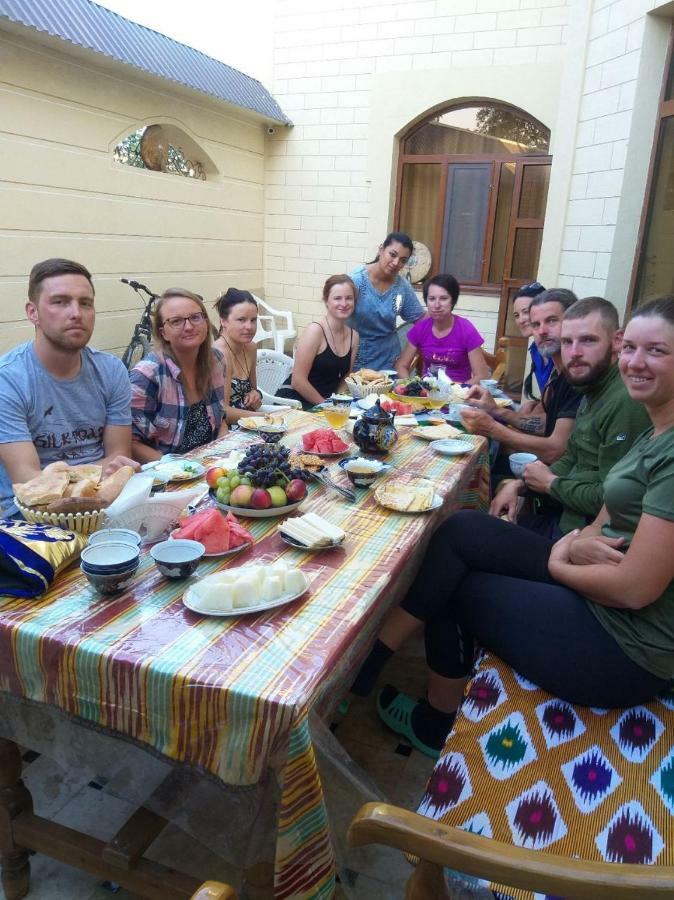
509, 452, 538, 477
151, 539, 204, 579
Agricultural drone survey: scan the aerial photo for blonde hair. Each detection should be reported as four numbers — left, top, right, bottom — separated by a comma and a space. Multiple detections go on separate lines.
153, 289, 215, 398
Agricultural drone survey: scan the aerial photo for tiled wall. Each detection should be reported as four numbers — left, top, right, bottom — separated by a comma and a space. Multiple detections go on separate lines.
558, 0, 661, 301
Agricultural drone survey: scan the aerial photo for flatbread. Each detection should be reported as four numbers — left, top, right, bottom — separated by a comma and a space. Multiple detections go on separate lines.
14, 471, 69, 507
412, 424, 463, 441
68, 464, 103, 484
374, 480, 435, 512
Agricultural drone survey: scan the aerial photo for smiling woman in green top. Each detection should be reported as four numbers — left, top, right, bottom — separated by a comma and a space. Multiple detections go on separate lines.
351, 294, 674, 760
549, 293, 674, 682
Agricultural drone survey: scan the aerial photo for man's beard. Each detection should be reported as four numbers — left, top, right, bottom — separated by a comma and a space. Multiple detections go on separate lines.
538, 338, 561, 360
564, 346, 614, 386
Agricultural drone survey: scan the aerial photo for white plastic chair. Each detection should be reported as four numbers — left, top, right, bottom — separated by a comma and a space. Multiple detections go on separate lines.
256, 349, 301, 408
252, 294, 296, 353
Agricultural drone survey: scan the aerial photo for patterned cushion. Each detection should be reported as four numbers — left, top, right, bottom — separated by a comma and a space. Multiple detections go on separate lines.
417, 651, 674, 898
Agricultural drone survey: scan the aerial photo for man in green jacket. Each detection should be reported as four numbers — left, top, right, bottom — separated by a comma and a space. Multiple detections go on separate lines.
491, 296, 651, 536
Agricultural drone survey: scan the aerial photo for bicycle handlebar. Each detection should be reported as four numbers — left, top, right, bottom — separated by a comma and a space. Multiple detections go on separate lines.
121, 278, 156, 297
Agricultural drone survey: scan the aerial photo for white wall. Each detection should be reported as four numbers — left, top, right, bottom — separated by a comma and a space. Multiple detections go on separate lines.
266, 0, 572, 346
0, 27, 269, 355
557, 0, 671, 317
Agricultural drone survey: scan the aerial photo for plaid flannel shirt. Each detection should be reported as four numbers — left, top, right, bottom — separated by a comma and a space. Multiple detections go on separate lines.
129, 350, 226, 454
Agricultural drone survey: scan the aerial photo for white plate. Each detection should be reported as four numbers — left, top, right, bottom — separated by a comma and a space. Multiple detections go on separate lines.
169, 529, 253, 558
183, 573, 309, 617
376, 492, 443, 514
279, 532, 345, 551
210, 490, 305, 518
151, 461, 206, 482
239, 417, 287, 432
429, 439, 474, 456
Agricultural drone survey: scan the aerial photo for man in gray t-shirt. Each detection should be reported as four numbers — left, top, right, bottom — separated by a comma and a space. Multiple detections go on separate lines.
0, 258, 137, 516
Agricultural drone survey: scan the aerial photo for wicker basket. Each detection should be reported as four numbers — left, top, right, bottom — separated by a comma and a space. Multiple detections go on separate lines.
14, 499, 107, 535
344, 377, 393, 399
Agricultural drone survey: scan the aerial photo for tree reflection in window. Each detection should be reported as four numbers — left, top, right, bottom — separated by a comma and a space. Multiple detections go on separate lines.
398, 102, 550, 288
114, 125, 206, 180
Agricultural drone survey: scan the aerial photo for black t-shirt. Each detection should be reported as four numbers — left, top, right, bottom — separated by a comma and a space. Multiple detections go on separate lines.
541, 372, 581, 436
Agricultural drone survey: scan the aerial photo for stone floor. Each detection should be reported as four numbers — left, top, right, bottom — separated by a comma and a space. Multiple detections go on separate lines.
10, 637, 434, 899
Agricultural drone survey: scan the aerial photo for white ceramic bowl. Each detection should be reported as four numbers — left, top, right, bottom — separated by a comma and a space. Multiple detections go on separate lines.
88, 528, 142, 548
509, 452, 538, 477
81, 541, 140, 573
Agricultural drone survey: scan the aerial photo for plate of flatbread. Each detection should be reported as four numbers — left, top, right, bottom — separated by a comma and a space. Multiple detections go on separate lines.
373, 479, 440, 513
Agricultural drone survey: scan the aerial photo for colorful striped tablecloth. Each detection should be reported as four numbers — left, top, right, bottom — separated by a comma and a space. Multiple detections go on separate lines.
0, 411, 489, 899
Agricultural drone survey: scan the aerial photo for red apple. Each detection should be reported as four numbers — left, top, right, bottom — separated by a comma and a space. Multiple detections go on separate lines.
285, 479, 307, 503
229, 485, 254, 507
394, 384, 407, 395
251, 488, 272, 510
206, 466, 226, 489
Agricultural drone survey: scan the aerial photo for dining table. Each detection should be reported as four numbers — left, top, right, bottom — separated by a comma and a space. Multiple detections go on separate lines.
0, 409, 489, 899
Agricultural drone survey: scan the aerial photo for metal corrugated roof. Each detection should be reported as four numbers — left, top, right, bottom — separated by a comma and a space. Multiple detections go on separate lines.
0, 0, 290, 124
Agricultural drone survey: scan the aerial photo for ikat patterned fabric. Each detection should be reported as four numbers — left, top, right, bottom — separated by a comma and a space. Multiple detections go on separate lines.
418, 651, 674, 898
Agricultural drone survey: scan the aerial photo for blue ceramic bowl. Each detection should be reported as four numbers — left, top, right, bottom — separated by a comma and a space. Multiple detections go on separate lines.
80, 559, 139, 595
80, 542, 140, 574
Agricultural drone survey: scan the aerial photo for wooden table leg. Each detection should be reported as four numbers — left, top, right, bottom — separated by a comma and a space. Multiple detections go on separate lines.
0, 739, 33, 900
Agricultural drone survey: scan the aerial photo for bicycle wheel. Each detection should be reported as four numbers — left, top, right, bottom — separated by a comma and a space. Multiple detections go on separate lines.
122, 334, 151, 369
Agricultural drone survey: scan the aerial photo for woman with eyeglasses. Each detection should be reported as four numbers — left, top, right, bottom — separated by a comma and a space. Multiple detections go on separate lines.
129, 289, 227, 462
213, 288, 263, 423
349, 232, 424, 371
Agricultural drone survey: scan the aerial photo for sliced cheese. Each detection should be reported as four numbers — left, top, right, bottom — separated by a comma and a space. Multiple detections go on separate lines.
279, 513, 345, 547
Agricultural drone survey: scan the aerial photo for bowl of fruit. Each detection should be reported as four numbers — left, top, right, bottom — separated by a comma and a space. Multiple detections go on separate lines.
206, 444, 311, 517
388, 377, 446, 410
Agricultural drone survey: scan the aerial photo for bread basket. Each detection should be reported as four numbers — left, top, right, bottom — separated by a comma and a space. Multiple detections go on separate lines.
14, 499, 107, 535
344, 376, 393, 399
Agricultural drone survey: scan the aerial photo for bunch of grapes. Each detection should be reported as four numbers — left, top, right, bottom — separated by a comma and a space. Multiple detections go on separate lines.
238, 444, 311, 488
403, 377, 433, 397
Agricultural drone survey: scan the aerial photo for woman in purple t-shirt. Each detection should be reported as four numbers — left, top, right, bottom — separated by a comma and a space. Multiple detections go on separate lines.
395, 274, 489, 384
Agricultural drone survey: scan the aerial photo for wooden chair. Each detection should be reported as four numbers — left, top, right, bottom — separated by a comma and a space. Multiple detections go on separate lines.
483, 336, 510, 385
348, 803, 674, 898
347, 651, 674, 899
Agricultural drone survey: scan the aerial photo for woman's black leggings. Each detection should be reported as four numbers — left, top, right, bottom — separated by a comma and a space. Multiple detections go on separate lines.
401, 511, 667, 708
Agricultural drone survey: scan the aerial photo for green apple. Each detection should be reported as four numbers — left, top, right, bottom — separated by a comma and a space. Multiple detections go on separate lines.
268, 486, 288, 507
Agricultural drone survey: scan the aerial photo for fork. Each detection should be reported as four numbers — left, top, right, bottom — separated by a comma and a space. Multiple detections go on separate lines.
311, 468, 357, 503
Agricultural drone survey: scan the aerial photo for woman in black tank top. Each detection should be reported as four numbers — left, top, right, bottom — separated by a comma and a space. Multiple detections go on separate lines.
278, 275, 360, 409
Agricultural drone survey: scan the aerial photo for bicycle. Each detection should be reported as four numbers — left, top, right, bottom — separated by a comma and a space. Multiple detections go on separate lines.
120, 278, 159, 369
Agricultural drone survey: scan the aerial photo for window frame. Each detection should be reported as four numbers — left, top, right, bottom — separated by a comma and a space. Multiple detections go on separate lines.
394, 103, 550, 292
627, 27, 674, 314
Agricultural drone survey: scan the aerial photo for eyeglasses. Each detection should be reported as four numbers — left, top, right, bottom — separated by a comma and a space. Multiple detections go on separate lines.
161, 313, 208, 330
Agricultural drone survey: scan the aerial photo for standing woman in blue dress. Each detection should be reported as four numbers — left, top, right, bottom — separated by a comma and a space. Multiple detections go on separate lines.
349, 232, 424, 371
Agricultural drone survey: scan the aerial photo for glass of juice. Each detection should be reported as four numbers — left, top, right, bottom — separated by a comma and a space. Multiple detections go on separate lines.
323, 401, 351, 429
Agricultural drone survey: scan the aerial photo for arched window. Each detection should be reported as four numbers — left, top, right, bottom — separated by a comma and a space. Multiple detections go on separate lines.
114, 124, 216, 180
395, 101, 550, 292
